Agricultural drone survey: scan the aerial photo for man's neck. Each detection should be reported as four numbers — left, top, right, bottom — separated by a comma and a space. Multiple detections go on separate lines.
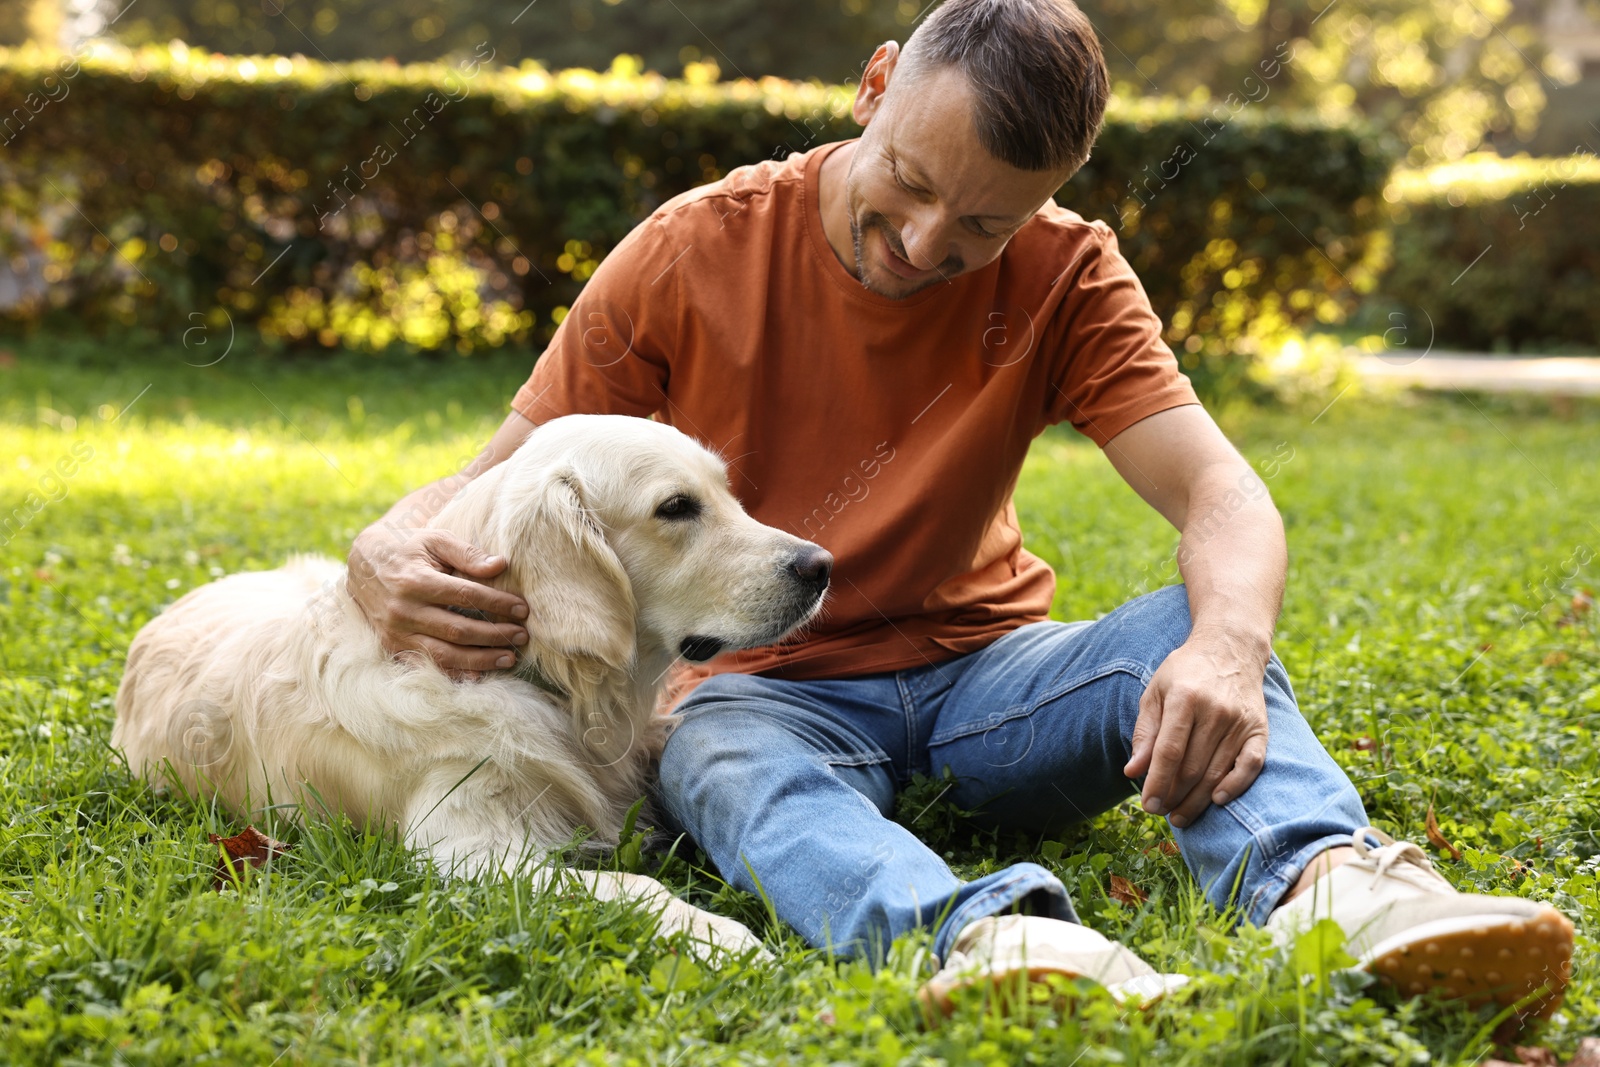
817, 140, 859, 275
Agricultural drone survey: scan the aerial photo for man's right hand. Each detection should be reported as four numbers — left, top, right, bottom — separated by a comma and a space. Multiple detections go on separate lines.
346, 526, 530, 678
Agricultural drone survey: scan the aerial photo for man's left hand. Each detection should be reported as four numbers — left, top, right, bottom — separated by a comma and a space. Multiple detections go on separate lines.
1122, 632, 1270, 828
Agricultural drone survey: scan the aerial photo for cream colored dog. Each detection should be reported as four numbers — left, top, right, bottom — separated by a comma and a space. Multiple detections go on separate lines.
113, 414, 832, 955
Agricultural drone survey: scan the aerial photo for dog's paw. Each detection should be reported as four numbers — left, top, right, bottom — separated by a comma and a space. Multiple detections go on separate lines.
661, 901, 771, 964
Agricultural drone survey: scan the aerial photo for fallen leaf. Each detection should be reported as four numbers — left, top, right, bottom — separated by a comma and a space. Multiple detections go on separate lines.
208, 826, 292, 890
1513, 1047, 1558, 1067
1352, 735, 1376, 751
1425, 804, 1462, 861
1558, 590, 1594, 628
0, 349, 15, 368
1141, 841, 1180, 857
1542, 651, 1571, 667
1109, 874, 1147, 906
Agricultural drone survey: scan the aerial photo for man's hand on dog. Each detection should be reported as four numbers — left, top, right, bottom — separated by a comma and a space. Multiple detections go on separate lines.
1123, 631, 1271, 828
347, 527, 530, 680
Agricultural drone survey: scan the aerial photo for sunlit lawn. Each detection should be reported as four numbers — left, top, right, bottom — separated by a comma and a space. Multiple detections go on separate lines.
2, 334, 1597, 1064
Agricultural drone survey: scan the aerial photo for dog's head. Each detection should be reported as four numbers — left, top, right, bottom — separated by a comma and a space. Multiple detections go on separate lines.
478, 415, 830, 681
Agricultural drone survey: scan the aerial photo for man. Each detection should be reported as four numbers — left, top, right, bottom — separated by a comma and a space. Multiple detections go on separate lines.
348, 0, 1574, 1018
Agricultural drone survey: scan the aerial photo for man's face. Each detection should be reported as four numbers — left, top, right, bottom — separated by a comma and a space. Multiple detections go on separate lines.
845, 56, 1074, 299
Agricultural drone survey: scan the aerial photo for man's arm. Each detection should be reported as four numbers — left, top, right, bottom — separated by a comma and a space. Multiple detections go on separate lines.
345, 409, 539, 675
1101, 403, 1287, 828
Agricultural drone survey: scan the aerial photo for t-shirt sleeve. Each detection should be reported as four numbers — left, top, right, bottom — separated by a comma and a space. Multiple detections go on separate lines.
1041, 223, 1200, 447
509, 214, 682, 424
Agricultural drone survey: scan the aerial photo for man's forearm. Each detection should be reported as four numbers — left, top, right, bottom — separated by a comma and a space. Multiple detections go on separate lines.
1172, 463, 1287, 662
371, 470, 473, 538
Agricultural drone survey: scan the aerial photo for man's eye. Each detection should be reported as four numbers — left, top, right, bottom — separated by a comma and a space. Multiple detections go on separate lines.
655, 495, 700, 521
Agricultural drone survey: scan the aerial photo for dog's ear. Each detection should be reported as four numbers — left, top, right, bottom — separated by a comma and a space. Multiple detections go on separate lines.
499, 467, 637, 674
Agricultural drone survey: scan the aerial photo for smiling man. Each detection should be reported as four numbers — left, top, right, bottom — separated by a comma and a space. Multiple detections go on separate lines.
348, 0, 1574, 1018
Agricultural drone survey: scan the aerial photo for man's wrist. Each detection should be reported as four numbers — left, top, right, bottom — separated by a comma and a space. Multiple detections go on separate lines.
1187, 618, 1274, 667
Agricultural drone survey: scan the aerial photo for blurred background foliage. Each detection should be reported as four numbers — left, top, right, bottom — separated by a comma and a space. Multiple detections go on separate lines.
0, 47, 1392, 399
2, 0, 1599, 379
2, 0, 1595, 163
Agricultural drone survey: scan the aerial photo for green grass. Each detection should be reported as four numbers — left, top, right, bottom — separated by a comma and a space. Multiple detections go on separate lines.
2, 334, 1598, 1065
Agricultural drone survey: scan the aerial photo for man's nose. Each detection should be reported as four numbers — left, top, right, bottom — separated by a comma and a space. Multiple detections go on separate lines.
900, 209, 954, 271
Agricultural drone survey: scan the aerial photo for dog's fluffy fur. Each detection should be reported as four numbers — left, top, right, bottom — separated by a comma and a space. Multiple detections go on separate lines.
113, 414, 828, 953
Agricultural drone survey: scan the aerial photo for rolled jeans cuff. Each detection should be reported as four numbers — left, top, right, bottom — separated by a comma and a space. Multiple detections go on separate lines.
1242, 831, 1360, 927
934, 862, 1079, 963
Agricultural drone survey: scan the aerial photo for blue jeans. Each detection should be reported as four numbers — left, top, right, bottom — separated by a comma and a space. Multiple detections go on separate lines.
656, 585, 1368, 964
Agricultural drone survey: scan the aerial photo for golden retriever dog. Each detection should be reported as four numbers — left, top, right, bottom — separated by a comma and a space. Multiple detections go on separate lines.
113, 414, 832, 955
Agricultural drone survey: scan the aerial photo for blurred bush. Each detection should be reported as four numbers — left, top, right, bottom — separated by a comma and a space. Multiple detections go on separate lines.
1384, 152, 1600, 352
91, 0, 1578, 164
0, 42, 1392, 397
100, 0, 914, 84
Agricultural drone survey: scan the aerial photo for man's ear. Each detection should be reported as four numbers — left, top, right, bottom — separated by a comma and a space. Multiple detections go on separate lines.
497, 468, 637, 675
853, 41, 900, 126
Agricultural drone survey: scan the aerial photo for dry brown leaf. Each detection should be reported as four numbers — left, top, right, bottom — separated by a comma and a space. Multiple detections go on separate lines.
1352, 735, 1376, 752
1109, 874, 1147, 906
208, 825, 292, 890
1558, 590, 1594, 628
1425, 804, 1462, 861
1543, 651, 1571, 667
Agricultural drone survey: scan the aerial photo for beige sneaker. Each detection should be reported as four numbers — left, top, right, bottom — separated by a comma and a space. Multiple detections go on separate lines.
1266, 826, 1575, 1018
916, 914, 1190, 1019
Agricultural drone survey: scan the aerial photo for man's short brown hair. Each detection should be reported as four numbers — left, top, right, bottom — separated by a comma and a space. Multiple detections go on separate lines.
901, 0, 1110, 174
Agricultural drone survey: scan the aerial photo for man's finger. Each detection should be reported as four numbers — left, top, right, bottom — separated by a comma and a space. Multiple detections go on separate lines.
1140, 700, 1194, 816
1167, 712, 1230, 815
426, 531, 514, 583
409, 568, 529, 625
1124, 682, 1164, 780
1168, 729, 1244, 828
1212, 732, 1268, 806
404, 603, 528, 651
398, 632, 520, 674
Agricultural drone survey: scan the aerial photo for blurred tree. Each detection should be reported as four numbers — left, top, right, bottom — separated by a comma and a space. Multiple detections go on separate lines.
66, 0, 1599, 161
104, 0, 918, 82
0, 0, 62, 46
1093, 0, 1578, 163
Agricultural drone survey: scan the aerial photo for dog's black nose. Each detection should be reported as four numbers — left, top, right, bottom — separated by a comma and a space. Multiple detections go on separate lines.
789, 546, 833, 594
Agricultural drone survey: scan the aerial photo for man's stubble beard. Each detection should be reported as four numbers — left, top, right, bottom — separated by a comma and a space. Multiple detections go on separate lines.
846, 193, 963, 300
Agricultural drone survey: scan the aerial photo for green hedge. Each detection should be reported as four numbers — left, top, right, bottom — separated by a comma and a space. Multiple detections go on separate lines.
1382, 154, 1600, 353
0, 42, 1393, 396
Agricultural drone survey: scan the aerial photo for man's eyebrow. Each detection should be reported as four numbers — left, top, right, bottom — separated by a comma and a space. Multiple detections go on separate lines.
893, 150, 1031, 226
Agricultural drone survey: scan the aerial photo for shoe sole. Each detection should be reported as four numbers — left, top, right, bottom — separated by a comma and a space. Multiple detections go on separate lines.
1360, 905, 1574, 1018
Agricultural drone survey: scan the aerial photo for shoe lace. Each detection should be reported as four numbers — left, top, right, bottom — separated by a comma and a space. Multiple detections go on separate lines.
1350, 825, 1444, 890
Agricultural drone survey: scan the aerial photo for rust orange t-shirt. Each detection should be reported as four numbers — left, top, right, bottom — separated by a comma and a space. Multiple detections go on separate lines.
509, 138, 1199, 707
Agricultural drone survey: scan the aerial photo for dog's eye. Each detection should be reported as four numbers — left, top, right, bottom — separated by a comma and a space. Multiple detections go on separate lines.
655, 495, 701, 521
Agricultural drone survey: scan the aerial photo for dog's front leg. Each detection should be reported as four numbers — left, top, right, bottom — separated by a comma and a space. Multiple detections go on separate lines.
576, 870, 771, 962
